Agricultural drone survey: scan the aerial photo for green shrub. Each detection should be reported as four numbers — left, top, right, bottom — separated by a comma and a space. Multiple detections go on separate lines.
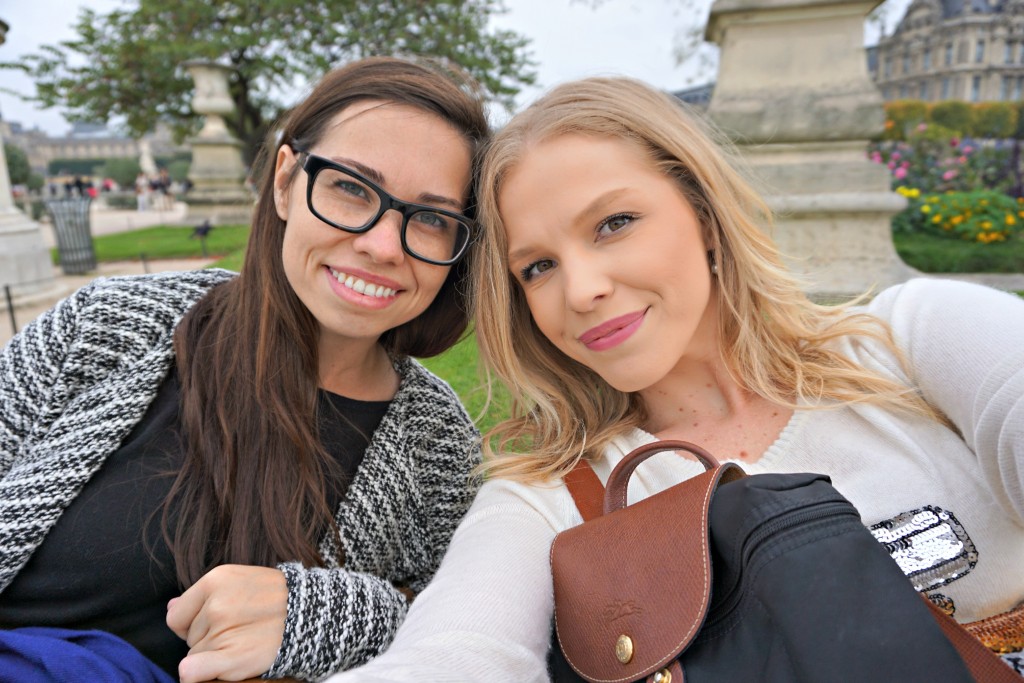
929, 101, 974, 136
972, 103, 1018, 139
99, 158, 143, 187
883, 100, 928, 140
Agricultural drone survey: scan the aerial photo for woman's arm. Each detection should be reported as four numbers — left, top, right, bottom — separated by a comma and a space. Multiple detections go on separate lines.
266, 388, 483, 680
869, 279, 1024, 519
324, 480, 563, 683
0, 285, 90, 474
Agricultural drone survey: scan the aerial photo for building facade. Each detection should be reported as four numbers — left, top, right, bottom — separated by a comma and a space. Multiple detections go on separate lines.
0, 120, 187, 176
870, 0, 1024, 103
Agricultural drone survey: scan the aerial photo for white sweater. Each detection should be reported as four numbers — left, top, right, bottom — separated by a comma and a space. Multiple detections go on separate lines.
327, 278, 1024, 682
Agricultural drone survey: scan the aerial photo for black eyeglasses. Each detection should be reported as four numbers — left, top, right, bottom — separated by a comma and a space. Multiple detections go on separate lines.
298, 152, 474, 266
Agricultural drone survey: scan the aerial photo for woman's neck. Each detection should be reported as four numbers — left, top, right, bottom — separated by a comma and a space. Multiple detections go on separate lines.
640, 356, 793, 463
317, 337, 399, 401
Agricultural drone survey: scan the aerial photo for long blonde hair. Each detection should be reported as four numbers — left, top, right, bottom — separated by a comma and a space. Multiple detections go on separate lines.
472, 76, 939, 483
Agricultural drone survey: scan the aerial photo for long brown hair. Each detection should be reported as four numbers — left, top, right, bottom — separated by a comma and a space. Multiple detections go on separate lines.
167, 57, 489, 586
473, 77, 941, 482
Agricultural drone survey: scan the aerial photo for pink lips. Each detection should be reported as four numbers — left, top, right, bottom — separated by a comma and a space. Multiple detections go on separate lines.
578, 309, 647, 351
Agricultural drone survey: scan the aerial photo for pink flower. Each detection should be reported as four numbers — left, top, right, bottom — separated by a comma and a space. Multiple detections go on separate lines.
962, 145, 973, 154
870, 151, 883, 163
894, 167, 908, 179
958, 155, 968, 164
892, 151, 902, 160
887, 161, 897, 169
901, 161, 910, 169
950, 137, 960, 147
916, 123, 928, 132
942, 170, 958, 181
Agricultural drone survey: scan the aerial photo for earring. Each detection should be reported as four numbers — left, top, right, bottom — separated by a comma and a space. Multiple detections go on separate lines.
707, 250, 718, 276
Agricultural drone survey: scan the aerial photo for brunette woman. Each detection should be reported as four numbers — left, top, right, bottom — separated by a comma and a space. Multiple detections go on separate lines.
0, 57, 487, 682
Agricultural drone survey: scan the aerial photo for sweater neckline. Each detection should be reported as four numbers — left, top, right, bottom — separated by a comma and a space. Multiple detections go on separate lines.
627, 408, 807, 471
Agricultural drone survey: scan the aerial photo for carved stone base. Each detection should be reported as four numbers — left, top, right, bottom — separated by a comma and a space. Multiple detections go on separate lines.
743, 141, 915, 297
0, 209, 55, 295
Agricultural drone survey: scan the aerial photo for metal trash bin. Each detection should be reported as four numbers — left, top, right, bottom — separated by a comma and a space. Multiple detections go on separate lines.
45, 197, 96, 275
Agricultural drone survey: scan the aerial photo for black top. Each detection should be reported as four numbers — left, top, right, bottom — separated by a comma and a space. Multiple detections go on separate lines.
0, 367, 390, 678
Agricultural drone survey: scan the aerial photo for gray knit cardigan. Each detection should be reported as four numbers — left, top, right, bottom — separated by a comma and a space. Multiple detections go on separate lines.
0, 269, 482, 681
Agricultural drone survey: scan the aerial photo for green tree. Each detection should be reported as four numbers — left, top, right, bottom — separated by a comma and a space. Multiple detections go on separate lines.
4, 143, 30, 186
929, 101, 974, 137
4, 0, 535, 163
972, 102, 1017, 139
99, 157, 143, 187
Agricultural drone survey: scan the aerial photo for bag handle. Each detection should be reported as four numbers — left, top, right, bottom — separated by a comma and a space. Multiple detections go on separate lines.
563, 442, 1023, 683
603, 440, 722, 515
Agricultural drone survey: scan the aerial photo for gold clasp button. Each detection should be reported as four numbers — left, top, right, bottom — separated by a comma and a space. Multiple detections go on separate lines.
615, 634, 634, 664
653, 668, 672, 683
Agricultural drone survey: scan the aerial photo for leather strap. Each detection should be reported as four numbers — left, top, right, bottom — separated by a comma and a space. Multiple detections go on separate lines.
563, 458, 603, 522
562, 456, 1021, 683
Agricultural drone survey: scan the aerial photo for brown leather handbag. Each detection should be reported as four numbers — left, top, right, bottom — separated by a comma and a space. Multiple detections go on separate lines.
550, 440, 1022, 683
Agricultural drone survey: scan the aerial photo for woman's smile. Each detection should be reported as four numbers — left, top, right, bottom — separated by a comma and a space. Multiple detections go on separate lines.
578, 308, 648, 351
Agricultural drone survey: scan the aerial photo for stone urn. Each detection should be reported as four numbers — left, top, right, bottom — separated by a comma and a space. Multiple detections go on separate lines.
182, 60, 253, 223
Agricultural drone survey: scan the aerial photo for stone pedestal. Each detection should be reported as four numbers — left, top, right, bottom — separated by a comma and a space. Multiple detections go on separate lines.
0, 130, 54, 297
183, 61, 253, 224
706, 0, 915, 297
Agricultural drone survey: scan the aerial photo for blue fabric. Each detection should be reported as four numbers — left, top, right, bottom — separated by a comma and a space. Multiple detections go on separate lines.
0, 627, 174, 683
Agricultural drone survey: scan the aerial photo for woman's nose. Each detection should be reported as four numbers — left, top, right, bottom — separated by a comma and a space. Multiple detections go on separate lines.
563, 255, 612, 312
351, 209, 406, 264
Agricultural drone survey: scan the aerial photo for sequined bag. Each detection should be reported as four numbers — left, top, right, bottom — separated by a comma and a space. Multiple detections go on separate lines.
550, 440, 1021, 683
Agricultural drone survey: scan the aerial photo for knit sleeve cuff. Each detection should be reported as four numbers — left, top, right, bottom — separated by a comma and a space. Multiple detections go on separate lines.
265, 562, 409, 680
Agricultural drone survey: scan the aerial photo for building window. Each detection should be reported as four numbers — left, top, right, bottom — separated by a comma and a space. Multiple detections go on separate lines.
924, 47, 932, 71
976, 40, 985, 63
1006, 42, 1015, 64
942, 77, 951, 99
1002, 75, 1012, 100
945, 42, 954, 65
971, 75, 982, 101
883, 86, 891, 99
903, 51, 911, 73
885, 56, 892, 78
1016, 77, 1024, 100
900, 84, 910, 98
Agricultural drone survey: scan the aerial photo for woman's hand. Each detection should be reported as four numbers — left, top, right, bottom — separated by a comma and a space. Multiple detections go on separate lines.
166, 564, 288, 683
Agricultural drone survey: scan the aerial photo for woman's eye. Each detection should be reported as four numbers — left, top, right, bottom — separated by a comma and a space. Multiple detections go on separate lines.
334, 179, 369, 199
597, 213, 635, 236
520, 259, 555, 282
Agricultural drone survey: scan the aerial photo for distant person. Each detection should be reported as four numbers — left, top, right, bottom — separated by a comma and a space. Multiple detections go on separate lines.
135, 171, 151, 211
0, 57, 488, 682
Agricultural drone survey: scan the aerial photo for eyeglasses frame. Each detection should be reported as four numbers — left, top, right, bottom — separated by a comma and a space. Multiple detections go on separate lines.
297, 150, 475, 266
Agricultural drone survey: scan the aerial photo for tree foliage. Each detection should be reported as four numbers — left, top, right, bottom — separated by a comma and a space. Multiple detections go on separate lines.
4, 0, 535, 162
4, 143, 30, 186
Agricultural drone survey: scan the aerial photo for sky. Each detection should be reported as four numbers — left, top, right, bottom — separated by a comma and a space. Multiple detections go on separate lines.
0, 0, 913, 137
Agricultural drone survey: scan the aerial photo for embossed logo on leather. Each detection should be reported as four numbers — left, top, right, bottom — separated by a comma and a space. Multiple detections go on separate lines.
869, 505, 978, 593
603, 600, 644, 621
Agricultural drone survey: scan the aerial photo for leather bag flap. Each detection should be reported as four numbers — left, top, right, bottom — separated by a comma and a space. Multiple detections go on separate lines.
551, 462, 741, 682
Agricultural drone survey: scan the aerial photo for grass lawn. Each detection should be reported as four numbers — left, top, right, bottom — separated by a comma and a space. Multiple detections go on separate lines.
61, 224, 251, 264
419, 333, 512, 438
892, 231, 1024, 273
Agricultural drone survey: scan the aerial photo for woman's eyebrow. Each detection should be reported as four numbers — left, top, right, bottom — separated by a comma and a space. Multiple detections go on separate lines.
329, 155, 464, 211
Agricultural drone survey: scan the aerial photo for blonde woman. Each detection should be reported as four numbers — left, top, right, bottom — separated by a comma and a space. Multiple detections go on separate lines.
326, 77, 1024, 681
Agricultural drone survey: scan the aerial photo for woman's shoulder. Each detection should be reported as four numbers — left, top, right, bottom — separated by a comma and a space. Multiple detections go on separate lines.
62, 269, 237, 349
394, 357, 467, 406
83, 268, 235, 302
864, 277, 1022, 323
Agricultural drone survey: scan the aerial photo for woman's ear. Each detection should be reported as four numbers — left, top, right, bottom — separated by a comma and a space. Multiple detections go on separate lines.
273, 145, 298, 221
